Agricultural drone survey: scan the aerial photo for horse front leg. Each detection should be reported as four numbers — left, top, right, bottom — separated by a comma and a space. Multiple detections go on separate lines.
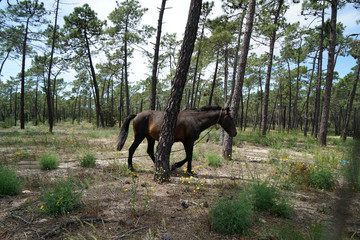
171, 142, 194, 174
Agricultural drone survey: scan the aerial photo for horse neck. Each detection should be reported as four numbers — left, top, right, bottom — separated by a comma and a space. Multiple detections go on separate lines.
196, 110, 221, 131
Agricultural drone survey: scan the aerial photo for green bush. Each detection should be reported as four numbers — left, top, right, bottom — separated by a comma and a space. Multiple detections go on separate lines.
40, 177, 83, 217
250, 181, 292, 218
309, 168, 335, 191
209, 194, 253, 235
207, 153, 222, 168
0, 166, 22, 196
79, 153, 96, 167
0, 118, 15, 128
38, 152, 59, 170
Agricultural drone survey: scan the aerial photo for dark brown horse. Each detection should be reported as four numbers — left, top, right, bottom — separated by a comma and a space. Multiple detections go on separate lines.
116, 106, 237, 173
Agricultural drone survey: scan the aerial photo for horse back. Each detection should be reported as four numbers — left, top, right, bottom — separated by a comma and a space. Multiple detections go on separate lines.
133, 110, 195, 142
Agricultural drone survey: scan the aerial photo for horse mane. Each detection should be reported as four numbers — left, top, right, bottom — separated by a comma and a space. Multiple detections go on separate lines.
199, 105, 222, 112
183, 105, 223, 112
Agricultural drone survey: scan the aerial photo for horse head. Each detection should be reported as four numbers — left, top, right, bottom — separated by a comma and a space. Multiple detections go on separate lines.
218, 107, 237, 137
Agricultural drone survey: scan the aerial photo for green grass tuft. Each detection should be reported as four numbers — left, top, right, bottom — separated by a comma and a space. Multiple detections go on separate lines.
38, 152, 59, 170
79, 153, 97, 167
0, 166, 22, 196
209, 193, 253, 235
40, 177, 83, 217
207, 153, 223, 168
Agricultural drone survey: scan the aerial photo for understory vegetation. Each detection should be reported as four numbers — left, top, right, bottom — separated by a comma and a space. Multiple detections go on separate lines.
0, 122, 359, 239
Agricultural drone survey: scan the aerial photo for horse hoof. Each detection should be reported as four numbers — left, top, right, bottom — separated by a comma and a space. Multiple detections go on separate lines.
185, 170, 197, 177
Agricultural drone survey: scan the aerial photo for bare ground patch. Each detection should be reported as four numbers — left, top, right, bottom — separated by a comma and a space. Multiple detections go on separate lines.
0, 125, 359, 239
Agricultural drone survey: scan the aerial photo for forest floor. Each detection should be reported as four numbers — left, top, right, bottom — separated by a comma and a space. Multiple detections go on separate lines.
0, 122, 359, 240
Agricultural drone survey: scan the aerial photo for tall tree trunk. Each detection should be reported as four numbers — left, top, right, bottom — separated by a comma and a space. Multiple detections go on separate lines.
209, 51, 219, 106
46, 0, 59, 133
226, 11, 246, 107
194, 70, 202, 108
342, 58, 359, 141
20, 18, 30, 129
304, 50, 318, 136
313, 1, 325, 138
191, 2, 211, 108
34, 77, 38, 126
85, 32, 105, 128
286, 59, 292, 133
261, 0, 283, 136
14, 84, 18, 126
124, 20, 131, 116
119, 66, 124, 128
150, 0, 167, 110
279, 76, 283, 132
319, 0, 337, 146
292, 38, 302, 129
223, 0, 256, 159
244, 89, 250, 131
155, 0, 202, 182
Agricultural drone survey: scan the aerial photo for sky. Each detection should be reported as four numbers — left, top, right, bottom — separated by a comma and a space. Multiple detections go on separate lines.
0, 0, 359, 85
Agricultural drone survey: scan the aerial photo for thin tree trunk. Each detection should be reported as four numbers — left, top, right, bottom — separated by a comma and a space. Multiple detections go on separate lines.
209, 51, 219, 106
226, 10, 245, 107
155, 0, 202, 182
46, 0, 59, 133
244, 90, 250, 131
0, 49, 11, 79
261, 0, 283, 136
85, 32, 105, 128
20, 18, 30, 129
342, 58, 359, 141
223, 0, 256, 159
304, 50, 318, 136
319, 0, 337, 146
150, 0, 167, 110
124, 20, 130, 116
292, 38, 302, 129
286, 60, 292, 132
313, 1, 325, 138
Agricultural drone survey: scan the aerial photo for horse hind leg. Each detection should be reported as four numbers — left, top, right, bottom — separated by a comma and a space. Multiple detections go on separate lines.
146, 137, 155, 163
128, 136, 145, 171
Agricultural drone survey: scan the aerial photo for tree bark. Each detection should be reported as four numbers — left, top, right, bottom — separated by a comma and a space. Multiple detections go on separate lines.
304, 50, 318, 136
20, 18, 30, 129
150, 0, 167, 110
155, 0, 202, 182
261, 0, 284, 136
222, 0, 256, 159
342, 58, 359, 141
313, 1, 325, 138
319, 0, 337, 146
85, 32, 105, 128
46, 0, 60, 133
208, 51, 219, 105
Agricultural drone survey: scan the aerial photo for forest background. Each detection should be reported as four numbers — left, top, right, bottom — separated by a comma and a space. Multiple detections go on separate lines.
0, 0, 360, 148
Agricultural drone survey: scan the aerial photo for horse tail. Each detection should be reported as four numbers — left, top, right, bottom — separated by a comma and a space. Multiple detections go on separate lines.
117, 114, 137, 151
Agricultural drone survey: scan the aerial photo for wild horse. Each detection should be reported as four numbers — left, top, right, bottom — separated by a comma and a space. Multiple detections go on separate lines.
116, 106, 237, 173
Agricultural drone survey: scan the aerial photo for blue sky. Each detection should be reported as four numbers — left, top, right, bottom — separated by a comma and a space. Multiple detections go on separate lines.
0, 0, 359, 85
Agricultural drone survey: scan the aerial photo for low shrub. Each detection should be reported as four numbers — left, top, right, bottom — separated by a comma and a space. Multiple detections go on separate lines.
0, 166, 22, 196
79, 153, 96, 167
309, 167, 335, 191
207, 153, 222, 168
250, 181, 292, 218
38, 152, 59, 170
289, 162, 336, 191
209, 193, 253, 235
40, 177, 83, 217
